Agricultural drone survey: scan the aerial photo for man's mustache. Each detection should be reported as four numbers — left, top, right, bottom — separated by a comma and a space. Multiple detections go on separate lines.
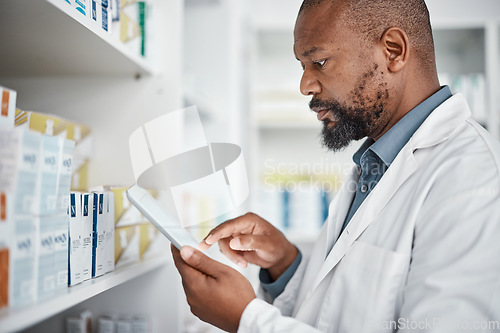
309, 98, 334, 110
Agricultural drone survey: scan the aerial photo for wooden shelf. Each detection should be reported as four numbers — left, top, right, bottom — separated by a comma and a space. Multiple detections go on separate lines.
0, 0, 154, 76
0, 256, 170, 333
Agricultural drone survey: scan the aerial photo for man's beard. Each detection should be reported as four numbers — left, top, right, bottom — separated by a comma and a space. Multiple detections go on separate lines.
310, 97, 385, 152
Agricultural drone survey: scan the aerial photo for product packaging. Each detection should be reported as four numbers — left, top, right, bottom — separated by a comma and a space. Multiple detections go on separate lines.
34, 136, 60, 299
81, 193, 94, 281
54, 140, 75, 290
110, 187, 147, 228
116, 317, 133, 333
9, 129, 41, 307
73, 0, 89, 17
0, 192, 12, 309
0, 86, 17, 129
53, 214, 70, 290
97, 316, 115, 333
66, 310, 92, 333
114, 225, 140, 267
105, 191, 115, 273
139, 223, 166, 260
14, 109, 92, 192
69, 192, 84, 286
120, 3, 141, 56
92, 193, 106, 278
89, 0, 112, 32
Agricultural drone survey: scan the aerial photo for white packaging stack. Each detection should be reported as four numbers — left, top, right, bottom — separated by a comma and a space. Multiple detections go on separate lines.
53, 214, 70, 290
116, 317, 133, 333
70, 189, 115, 284
1, 100, 76, 305
98, 316, 115, 333
54, 140, 75, 291
81, 193, 94, 282
9, 129, 41, 307
0, 129, 18, 310
66, 310, 92, 333
105, 191, 115, 273
92, 192, 106, 278
131, 315, 150, 333
35, 135, 61, 299
35, 134, 75, 298
69, 192, 84, 286
96, 313, 152, 333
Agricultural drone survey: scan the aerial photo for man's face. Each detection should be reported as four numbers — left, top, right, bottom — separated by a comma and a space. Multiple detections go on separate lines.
294, 2, 393, 151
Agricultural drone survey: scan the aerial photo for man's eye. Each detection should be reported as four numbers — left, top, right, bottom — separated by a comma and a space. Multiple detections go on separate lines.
314, 60, 326, 67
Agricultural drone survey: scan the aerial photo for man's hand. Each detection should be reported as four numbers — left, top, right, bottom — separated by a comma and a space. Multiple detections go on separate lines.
199, 212, 298, 281
171, 244, 256, 333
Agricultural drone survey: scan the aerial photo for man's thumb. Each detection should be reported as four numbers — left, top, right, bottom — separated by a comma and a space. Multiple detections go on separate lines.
180, 246, 220, 277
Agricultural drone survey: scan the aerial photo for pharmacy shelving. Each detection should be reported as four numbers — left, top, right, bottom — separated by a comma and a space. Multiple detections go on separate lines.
0, 0, 154, 76
0, 0, 185, 331
0, 256, 170, 333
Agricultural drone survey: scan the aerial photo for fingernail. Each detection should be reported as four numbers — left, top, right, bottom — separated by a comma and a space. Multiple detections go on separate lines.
205, 234, 215, 245
230, 237, 241, 250
237, 261, 246, 269
181, 246, 194, 260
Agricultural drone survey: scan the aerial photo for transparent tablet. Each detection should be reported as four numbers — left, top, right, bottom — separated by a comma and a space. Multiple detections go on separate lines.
126, 185, 199, 250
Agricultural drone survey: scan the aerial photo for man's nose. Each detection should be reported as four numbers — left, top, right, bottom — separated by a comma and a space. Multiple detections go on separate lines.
300, 69, 321, 96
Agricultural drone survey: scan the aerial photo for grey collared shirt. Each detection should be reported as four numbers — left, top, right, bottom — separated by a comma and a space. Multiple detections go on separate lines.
341, 86, 452, 232
260, 86, 452, 301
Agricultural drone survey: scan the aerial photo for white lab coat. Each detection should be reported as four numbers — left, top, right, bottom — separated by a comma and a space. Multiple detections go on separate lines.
238, 94, 500, 333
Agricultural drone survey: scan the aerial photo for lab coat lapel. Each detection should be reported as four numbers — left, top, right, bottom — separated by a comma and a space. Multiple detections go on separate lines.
296, 93, 471, 309
292, 168, 358, 312
324, 165, 359, 255
304, 147, 417, 299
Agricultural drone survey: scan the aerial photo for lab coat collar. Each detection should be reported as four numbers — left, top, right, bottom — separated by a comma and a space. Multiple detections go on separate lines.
409, 93, 471, 150
297, 93, 471, 307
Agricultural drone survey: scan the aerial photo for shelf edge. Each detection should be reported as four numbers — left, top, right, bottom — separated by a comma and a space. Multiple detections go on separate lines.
0, 256, 169, 333
45, 0, 155, 75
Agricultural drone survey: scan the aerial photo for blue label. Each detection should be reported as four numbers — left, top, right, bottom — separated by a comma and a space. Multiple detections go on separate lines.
102, 7, 108, 31
83, 195, 88, 217
99, 194, 104, 214
41, 236, 53, 247
70, 193, 76, 217
23, 153, 36, 166
75, 0, 86, 9
92, 1, 97, 21
63, 158, 72, 168
18, 238, 31, 251
45, 156, 56, 166
54, 233, 67, 244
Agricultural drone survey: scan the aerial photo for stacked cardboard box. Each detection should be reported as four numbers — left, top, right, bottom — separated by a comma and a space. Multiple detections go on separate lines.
15, 109, 92, 192
0, 87, 76, 307
109, 187, 165, 268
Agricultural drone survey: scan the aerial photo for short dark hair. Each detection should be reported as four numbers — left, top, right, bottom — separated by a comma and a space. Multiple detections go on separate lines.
298, 0, 436, 71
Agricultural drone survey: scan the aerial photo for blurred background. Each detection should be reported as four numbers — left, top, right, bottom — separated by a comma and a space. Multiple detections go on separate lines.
0, 0, 499, 332
184, 0, 500, 249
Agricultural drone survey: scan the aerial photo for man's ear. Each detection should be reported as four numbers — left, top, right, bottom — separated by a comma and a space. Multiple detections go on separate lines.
380, 27, 410, 73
